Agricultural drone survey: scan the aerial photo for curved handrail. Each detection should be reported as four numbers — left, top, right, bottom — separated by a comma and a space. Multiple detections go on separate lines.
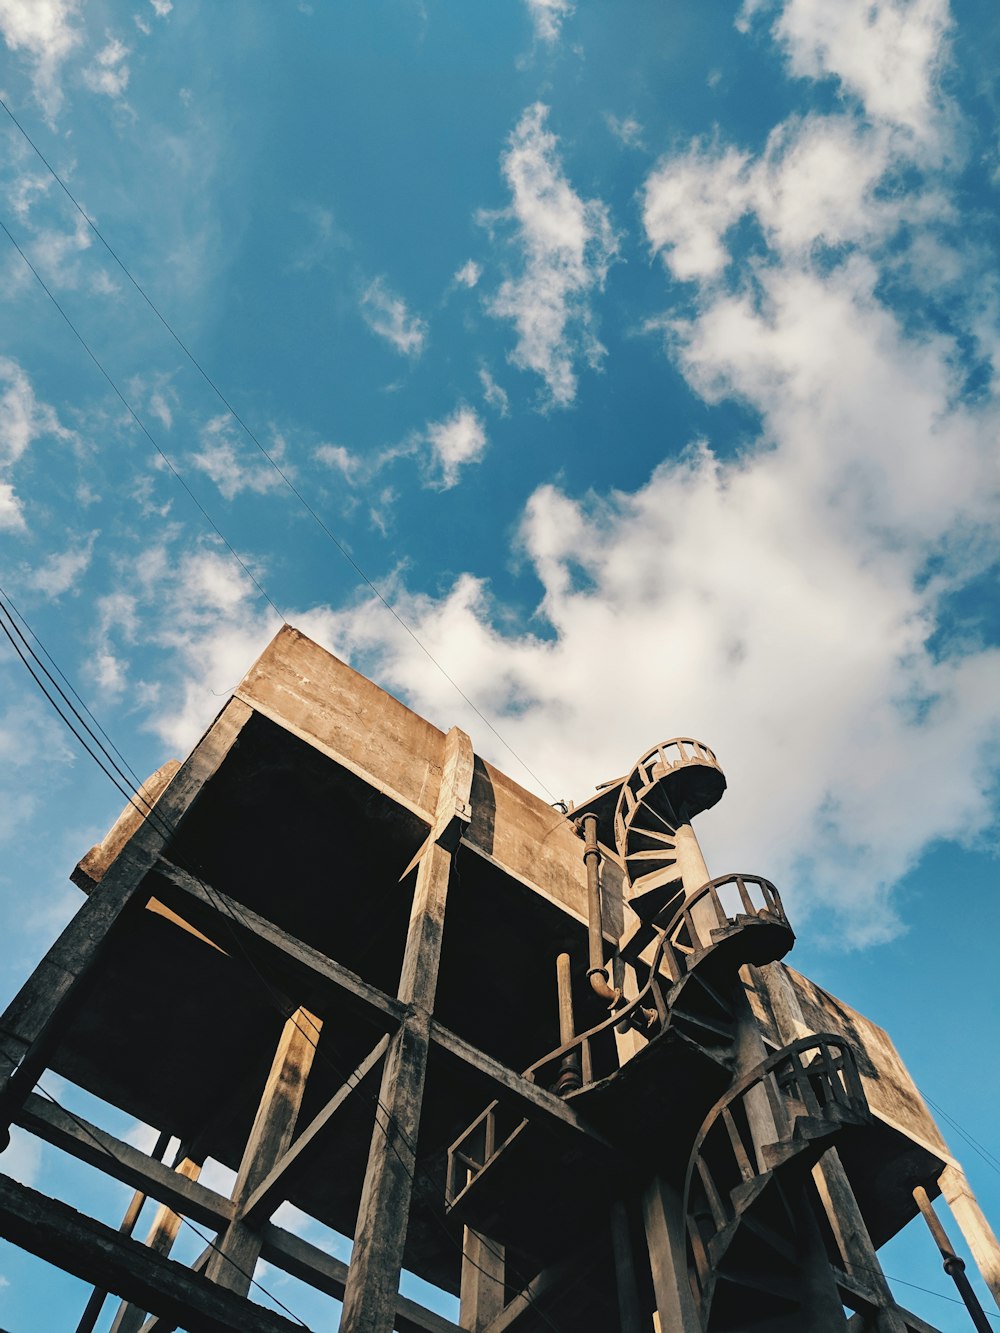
525, 874, 790, 1090
687, 1034, 866, 1169
683, 1034, 868, 1250
657, 873, 789, 965
524, 930, 671, 1086
447, 881, 799, 1212
614, 737, 724, 853
683, 1035, 868, 1308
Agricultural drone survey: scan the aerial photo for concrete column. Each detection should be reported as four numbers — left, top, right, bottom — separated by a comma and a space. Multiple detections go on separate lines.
812, 1152, 907, 1333
0, 698, 253, 1144
940, 1164, 1000, 1310
642, 1174, 701, 1333
339, 727, 472, 1333
460, 1228, 505, 1331
110, 1151, 205, 1332
206, 1007, 320, 1293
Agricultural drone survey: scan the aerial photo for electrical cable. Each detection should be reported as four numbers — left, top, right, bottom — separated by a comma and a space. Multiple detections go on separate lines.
922, 1095, 1000, 1179
0, 603, 565, 1331
0, 1048, 312, 1329
0, 100, 558, 802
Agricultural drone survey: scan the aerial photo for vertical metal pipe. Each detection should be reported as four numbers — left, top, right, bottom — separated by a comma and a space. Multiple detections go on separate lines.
554, 953, 581, 1094
582, 813, 605, 978
914, 1185, 994, 1333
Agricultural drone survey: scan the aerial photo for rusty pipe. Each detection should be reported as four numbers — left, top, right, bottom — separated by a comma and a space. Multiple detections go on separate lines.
554, 953, 582, 1095
913, 1185, 993, 1333
580, 813, 621, 1008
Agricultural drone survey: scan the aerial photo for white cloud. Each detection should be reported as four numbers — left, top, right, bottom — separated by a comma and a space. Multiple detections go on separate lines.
479, 366, 510, 416
314, 442, 359, 480
453, 259, 481, 289
606, 114, 645, 149
150, 0, 173, 15
360, 277, 427, 357
485, 103, 619, 408
29, 530, 98, 598
0, 0, 81, 121
643, 142, 752, 282
0, 692, 75, 841
0, 357, 75, 530
525, 0, 573, 43
82, 36, 130, 99
425, 406, 487, 489
0, 483, 25, 532
189, 414, 284, 501
149, 390, 173, 430
644, 113, 945, 283
739, 0, 951, 140
29, 211, 92, 288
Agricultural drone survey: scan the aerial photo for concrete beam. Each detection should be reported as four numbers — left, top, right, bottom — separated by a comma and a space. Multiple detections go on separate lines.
0, 1173, 300, 1333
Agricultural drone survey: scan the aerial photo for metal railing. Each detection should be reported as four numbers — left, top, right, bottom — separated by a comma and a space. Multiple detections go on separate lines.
447, 876, 794, 1209
614, 737, 723, 849
685, 1035, 869, 1296
657, 873, 788, 972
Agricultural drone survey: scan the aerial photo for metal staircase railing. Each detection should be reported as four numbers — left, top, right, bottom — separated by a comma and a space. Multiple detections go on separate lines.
685, 1034, 870, 1326
446, 876, 794, 1214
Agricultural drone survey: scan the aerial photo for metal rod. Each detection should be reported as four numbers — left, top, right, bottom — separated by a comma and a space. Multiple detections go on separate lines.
582, 813, 604, 976
554, 953, 581, 1094
914, 1185, 994, 1333
579, 813, 620, 1011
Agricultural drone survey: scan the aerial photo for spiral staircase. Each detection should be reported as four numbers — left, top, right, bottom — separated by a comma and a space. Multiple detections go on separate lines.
444, 737, 873, 1329
684, 1036, 871, 1331
445, 871, 796, 1255
613, 739, 726, 923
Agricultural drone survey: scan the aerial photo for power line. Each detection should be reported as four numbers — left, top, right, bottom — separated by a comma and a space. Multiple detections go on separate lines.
923, 1094, 1000, 1179
0, 97, 558, 803
0, 596, 563, 1331
0, 1048, 312, 1329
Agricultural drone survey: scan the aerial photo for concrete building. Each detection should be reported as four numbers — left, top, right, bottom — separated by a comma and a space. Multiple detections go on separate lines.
0, 625, 997, 1332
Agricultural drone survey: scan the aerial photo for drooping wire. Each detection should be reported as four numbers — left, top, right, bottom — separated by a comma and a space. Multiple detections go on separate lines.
0, 599, 565, 1331
0, 1051, 312, 1329
0, 105, 558, 802
922, 1094, 1000, 1179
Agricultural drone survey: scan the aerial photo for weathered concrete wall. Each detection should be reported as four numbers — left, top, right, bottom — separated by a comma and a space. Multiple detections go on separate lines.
463, 757, 614, 935
753, 962, 953, 1163
235, 626, 445, 824
73, 760, 180, 892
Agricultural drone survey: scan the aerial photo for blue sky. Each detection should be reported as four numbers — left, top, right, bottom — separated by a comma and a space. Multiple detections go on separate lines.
0, 0, 998, 1328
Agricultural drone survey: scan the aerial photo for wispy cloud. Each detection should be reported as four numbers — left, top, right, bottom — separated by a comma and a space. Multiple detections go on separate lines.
28, 530, 98, 598
425, 406, 487, 488
0, 0, 82, 121
0, 357, 75, 531
484, 103, 619, 408
452, 259, 481, 289
479, 366, 510, 416
605, 113, 645, 149
524, 0, 574, 43
360, 277, 428, 357
81, 35, 130, 100
188, 414, 285, 501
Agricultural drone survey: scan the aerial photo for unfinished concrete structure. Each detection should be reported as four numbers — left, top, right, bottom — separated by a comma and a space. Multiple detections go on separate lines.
0, 625, 997, 1332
